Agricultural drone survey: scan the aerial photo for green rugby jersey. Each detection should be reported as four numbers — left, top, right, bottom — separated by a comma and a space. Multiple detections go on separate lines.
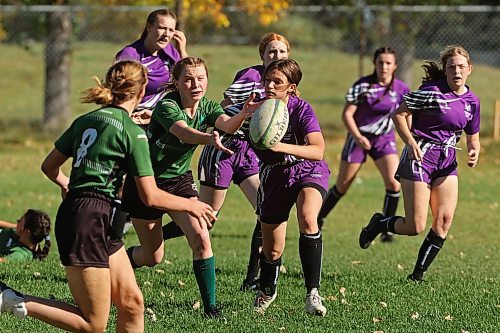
0, 228, 32, 262
55, 106, 154, 198
148, 91, 225, 178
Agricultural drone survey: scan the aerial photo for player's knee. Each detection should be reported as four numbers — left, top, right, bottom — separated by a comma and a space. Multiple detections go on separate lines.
263, 248, 282, 261
118, 289, 144, 320
190, 233, 212, 258
142, 251, 164, 267
85, 320, 108, 333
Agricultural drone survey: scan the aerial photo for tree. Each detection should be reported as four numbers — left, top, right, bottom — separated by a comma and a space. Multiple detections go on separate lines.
44, 0, 71, 130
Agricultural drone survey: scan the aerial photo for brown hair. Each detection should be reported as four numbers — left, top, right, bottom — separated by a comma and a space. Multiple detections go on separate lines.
263, 59, 302, 96
140, 9, 177, 41
23, 209, 51, 260
422, 45, 472, 83
80, 60, 148, 106
367, 46, 398, 105
164, 56, 208, 91
258, 32, 291, 60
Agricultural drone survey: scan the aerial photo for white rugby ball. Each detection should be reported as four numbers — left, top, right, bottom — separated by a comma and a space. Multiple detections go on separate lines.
249, 98, 289, 150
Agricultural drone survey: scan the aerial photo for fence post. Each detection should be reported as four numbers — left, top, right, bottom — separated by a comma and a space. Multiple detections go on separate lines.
494, 100, 500, 141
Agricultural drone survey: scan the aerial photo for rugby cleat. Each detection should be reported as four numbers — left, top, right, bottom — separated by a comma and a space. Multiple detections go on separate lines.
203, 305, 225, 320
239, 278, 260, 292
253, 290, 277, 312
407, 272, 425, 283
359, 213, 384, 249
0, 281, 27, 319
380, 232, 394, 242
305, 288, 327, 316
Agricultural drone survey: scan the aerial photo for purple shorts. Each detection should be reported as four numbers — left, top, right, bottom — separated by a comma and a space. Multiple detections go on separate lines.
341, 132, 398, 163
257, 160, 330, 224
198, 136, 260, 189
395, 142, 458, 184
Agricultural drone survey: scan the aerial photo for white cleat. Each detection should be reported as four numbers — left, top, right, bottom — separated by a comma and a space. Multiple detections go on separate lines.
253, 290, 277, 312
0, 282, 28, 319
305, 288, 327, 316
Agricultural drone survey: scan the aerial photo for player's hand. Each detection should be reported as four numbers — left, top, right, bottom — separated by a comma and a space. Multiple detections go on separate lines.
211, 130, 234, 155
407, 142, 423, 162
187, 199, 217, 229
132, 109, 153, 125
355, 135, 372, 150
173, 30, 188, 57
467, 148, 479, 167
241, 93, 260, 119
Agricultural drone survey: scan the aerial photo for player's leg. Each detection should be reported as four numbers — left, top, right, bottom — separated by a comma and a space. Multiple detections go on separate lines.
127, 217, 164, 268
318, 158, 362, 229
168, 209, 219, 317
18, 266, 111, 332
109, 246, 144, 332
374, 153, 401, 242
296, 187, 327, 316
359, 179, 430, 249
408, 175, 458, 281
254, 221, 287, 311
238, 174, 262, 291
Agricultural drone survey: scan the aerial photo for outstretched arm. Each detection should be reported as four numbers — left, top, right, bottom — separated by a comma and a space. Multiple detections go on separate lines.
215, 94, 258, 134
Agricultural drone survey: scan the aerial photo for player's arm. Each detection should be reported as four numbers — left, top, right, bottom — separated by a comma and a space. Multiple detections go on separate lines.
41, 148, 70, 196
342, 102, 371, 150
0, 220, 17, 229
270, 131, 325, 161
215, 94, 257, 134
393, 102, 422, 161
466, 132, 480, 167
169, 120, 234, 154
134, 175, 217, 224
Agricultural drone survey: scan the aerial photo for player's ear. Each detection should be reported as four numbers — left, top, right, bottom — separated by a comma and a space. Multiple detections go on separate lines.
288, 84, 297, 95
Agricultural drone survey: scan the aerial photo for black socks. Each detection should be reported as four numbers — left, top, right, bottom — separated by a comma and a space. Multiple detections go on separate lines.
299, 231, 323, 293
411, 229, 446, 280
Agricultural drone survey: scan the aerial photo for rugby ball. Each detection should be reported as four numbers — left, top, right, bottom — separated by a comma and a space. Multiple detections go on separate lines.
249, 99, 289, 149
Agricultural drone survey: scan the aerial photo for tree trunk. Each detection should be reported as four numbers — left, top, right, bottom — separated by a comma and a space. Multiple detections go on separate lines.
175, 0, 185, 31
43, 7, 71, 130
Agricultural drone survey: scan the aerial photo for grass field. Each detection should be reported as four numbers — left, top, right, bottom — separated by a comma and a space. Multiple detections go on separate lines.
0, 43, 499, 332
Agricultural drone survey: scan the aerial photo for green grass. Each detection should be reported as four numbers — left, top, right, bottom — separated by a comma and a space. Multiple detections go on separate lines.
1, 42, 500, 141
0, 139, 498, 332
0, 42, 499, 331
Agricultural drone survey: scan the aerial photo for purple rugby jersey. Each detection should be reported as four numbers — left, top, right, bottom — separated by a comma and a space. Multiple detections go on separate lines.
347, 76, 410, 136
223, 65, 266, 105
115, 41, 181, 109
404, 78, 480, 146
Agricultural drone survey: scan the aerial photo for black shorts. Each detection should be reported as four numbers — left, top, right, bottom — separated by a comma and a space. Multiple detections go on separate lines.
55, 190, 123, 268
121, 171, 199, 220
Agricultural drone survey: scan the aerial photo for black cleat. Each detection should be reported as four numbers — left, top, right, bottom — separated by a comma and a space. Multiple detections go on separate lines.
359, 213, 384, 249
239, 278, 260, 292
380, 232, 394, 242
407, 273, 425, 283
203, 305, 225, 320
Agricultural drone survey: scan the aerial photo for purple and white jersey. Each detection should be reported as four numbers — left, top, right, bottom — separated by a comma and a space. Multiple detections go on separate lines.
404, 79, 480, 146
253, 95, 324, 166
223, 65, 265, 105
115, 40, 181, 110
346, 76, 410, 135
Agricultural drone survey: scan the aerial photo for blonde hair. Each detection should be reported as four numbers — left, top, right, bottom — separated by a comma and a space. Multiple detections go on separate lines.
422, 45, 471, 83
258, 33, 291, 60
80, 60, 148, 105
164, 56, 208, 91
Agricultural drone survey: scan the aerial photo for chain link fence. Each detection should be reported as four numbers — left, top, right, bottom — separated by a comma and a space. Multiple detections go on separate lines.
0, 5, 499, 132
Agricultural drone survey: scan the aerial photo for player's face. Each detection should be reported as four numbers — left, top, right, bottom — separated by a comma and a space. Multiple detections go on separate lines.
445, 54, 472, 93
15, 215, 26, 236
262, 41, 289, 68
264, 69, 296, 101
178, 65, 208, 102
147, 15, 176, 51
375, 53, 397, 85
